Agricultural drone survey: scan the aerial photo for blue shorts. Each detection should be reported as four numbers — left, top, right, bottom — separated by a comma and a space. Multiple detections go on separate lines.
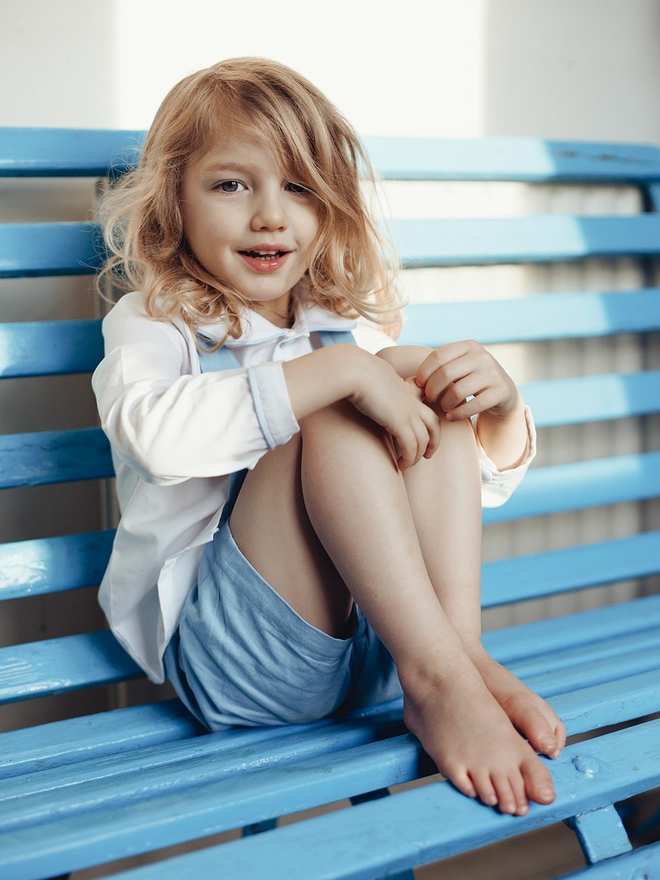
164, 521, 402, 730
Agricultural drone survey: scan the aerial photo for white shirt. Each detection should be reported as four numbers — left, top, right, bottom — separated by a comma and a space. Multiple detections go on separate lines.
92, 292, 536, 683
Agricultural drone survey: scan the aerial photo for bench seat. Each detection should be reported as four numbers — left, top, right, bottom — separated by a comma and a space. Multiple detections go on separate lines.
1, 128, 660, 880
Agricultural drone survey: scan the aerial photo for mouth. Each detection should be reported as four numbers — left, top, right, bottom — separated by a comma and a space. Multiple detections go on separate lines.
238, 248, 292, 272
239, 249, 290, 260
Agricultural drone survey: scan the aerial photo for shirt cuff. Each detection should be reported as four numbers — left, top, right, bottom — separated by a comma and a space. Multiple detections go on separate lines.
247, 361, 300, 450
475, 406, 537, 507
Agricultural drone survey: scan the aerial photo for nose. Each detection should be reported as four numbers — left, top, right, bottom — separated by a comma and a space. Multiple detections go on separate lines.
251, 186, 288, 232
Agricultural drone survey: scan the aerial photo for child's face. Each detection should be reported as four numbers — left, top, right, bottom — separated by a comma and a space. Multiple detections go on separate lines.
181, 125, 319, 326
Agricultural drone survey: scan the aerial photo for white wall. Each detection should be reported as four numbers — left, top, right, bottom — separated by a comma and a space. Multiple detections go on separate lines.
2, 0, 660, 142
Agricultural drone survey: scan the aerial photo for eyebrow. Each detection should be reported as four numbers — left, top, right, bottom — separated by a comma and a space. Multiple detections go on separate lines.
199, 161, 254, 175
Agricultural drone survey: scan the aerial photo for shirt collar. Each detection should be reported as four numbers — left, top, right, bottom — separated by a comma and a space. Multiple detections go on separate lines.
198, 301, 357, 348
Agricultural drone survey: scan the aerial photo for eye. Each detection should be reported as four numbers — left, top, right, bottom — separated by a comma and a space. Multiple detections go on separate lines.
216, 180, 245, 193
286, 182, 311, 195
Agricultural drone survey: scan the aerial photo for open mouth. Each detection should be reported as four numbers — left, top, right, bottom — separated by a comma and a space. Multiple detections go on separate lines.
239, 249, 289, 260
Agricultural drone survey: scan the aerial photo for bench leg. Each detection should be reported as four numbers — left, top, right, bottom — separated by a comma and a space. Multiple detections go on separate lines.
566, 804, 632, 863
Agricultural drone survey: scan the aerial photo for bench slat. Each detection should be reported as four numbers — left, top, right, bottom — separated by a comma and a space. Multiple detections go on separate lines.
0, 700, 197, 781
394, 214, 660, 267
0, 128, 144, 177
95, 720, 660, 880
0, 531, 114, 600
364, 135, 660, 183
522, 371, 660, 427
2, 642, 657, 831
0, 427, 113, 488
484, 451, 660, 524
0, 320, 103, 377
0, 631, 141, 705
0, 222, 102, 278
4, 130, 660, 183
399, 289, 660, 346
3, 719, 658, 880
481, 530, 660, 607
5, 215, 660, 280
484, 593, 660, 664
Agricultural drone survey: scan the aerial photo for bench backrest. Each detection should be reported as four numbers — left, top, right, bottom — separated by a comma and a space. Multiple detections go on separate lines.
1, 128, 660, 711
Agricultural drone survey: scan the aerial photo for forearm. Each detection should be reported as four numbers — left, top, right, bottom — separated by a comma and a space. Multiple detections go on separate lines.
475, 390, 529, 470
281, 344, 362, 420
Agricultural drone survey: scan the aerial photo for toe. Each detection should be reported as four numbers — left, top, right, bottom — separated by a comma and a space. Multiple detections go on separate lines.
523, 755, 556, 806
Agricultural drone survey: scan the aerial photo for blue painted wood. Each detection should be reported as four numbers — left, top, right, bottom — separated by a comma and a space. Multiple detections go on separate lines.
392, 214, 660, 268
397, 289, 660, 347
0, 632, 141, 704
363, 136, 660, 183
4, 131, 660, 183
483, 451, 660, 524
0, 700, 198, 780
522, 371, 660, 427
483, 593, 660, 664
0, 715, 404, 835
0, 531, 114, 600
481, 531, 660, 607
549, 669, 660, 735
0, 427, 113, 488
567, 805, 631, 864
0, 320, 104, 377
0, 222, 102, 278
5, 719, 658, 880
0, 128, 145, 177
5, 214, 660, 281
559, 840, 660, 879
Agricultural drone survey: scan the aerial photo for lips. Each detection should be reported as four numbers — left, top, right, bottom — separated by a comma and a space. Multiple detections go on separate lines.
238, 247, 292, 272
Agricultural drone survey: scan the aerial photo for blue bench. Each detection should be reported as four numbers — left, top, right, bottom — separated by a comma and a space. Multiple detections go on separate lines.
1, 128, 660, 880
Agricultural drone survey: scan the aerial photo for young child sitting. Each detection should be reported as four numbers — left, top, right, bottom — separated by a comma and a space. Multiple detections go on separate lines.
93, 56, 566, 818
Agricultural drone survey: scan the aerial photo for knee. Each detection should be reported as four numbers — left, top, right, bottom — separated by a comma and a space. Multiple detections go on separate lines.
376, 344, 431, 379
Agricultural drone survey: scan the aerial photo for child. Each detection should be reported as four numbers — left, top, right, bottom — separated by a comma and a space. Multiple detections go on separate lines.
93, 57, 566, 818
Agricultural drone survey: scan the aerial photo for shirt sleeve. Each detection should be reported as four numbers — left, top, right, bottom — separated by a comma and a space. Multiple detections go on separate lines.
476, 406, 537, 508
92, 297, 299, 485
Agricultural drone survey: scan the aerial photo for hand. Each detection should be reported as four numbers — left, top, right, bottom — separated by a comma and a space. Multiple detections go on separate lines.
414, 340, 519, 422
348, 355, 442, 469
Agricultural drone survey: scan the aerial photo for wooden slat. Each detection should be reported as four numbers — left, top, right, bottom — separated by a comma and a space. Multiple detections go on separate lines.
398, 289, 660, 346
0, 222, 102, 278
95, 720, 660, 880
483, 593, 660, 665
4, 130, 660, 183
0, 700, 197, 781
521, 371, 660, 427
5, 214, 660, 280
0, 427, 113, 488
364, 135, 660, 183
0, 128, 144, 178
0, 631, 141, 705
483, 451, 660, 524
0, 531, 114, 601
481, 530, 660, 607
392, 214, 660, 267
0, 320, 104, 377
3, 719, 659, 880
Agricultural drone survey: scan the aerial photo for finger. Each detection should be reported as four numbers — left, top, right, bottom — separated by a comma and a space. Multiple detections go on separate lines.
415, 341, 476, 389
422, 352, 487, 404
443, 388, 503, 422
394, 423, 424, 470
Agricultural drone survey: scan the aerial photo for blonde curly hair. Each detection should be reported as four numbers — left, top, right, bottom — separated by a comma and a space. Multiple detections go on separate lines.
99, 57, 401, 340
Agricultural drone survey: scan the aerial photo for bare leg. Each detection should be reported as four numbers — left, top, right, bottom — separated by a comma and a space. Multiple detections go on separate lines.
231, 398, 557, 814
378, 346, 566, 758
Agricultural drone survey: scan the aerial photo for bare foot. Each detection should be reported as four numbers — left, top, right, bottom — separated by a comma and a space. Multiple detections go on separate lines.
402, 665, 557, 816
469, 648, 567, 759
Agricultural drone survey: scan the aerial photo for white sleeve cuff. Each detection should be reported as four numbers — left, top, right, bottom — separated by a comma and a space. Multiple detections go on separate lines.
475, 406, 537, 508
247, 361, 300, 450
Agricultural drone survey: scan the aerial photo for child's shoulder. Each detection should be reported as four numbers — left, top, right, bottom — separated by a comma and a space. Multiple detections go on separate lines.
102, 292, 192, 350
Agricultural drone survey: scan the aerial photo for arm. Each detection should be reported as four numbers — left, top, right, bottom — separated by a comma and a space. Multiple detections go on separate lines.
414, 339, 529, 471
